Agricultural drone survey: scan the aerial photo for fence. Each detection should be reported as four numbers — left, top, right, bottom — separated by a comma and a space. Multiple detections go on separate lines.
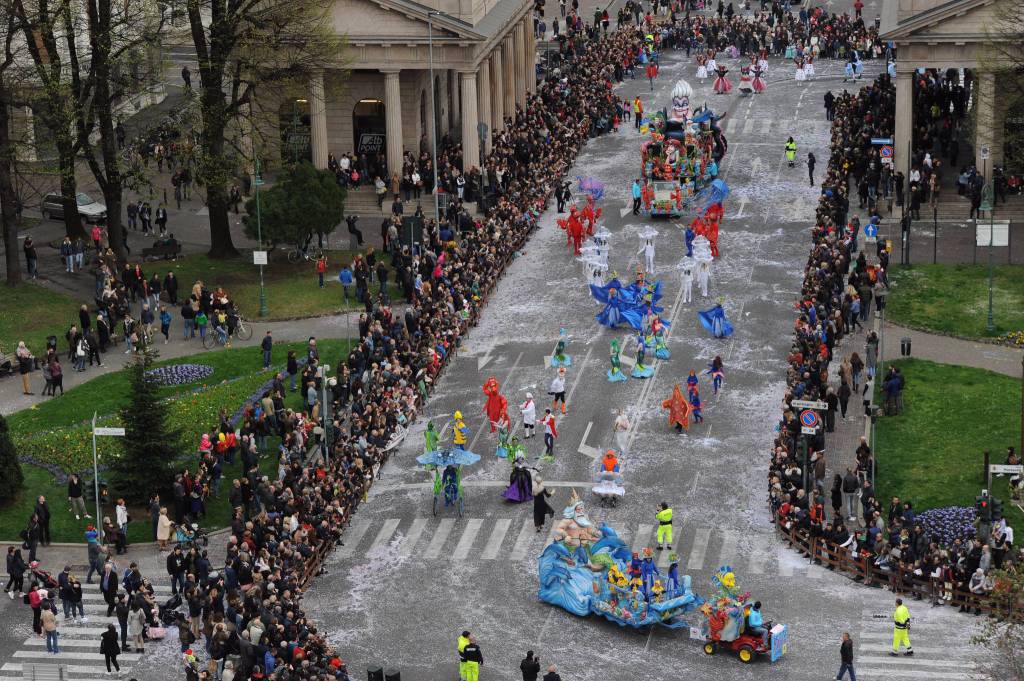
775, 520, 1020, 619
878, 208, 1024, 265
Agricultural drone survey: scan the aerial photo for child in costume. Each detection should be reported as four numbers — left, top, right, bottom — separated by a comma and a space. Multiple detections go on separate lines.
608, 339, 628, 382
686, 369, 699, 398
681, 262, 694, 303
453, 411, 469, 450
690, 392, 704, 423
666, 554, 681, 596
695, 53, 708, 82
706, 355, 725, 395
519, 392, 536, 438
549, 366, 567, 415
661, 384, 691, 434
751, 56, 766, 93
697, 260, 711, 297
631, 330, 654, 378
712, 64, 732, 94
551, 328, 572, 367
640, 548, 660, 598
424, 420, 439, 453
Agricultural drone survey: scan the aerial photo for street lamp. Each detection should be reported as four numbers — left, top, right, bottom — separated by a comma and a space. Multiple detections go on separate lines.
980, 182, 995, 332
255, 159, 268, 317
428, 11, 443, 226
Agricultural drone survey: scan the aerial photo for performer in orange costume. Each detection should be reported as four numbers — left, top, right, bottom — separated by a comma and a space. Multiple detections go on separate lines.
660, 384, 692, 434
482, 376, 510, 433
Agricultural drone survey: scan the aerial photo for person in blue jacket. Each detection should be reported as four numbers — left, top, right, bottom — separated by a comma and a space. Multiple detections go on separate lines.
338, 264, 354, 302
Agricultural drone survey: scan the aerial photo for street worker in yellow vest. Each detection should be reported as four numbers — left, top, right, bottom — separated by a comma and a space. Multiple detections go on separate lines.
656, 502, 673, 551
891, 598, 913, 656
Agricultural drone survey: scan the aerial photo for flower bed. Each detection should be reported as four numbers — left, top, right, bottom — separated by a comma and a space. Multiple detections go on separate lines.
916, 506, 978, 546
145, 363, 215, 386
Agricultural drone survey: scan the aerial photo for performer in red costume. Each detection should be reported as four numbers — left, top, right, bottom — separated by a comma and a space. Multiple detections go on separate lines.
482, 376, 510, 433
557, 206, 585, 255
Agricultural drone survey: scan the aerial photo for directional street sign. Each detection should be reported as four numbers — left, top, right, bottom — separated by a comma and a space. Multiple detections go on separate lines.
791, 399, 827, 410
990, 464, 1023, 475
864, 224, 878, 237
93, 426, 126, 437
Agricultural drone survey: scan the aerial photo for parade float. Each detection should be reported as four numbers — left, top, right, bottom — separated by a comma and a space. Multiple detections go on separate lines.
537, 492, 788, 664
638, 79, 729, 218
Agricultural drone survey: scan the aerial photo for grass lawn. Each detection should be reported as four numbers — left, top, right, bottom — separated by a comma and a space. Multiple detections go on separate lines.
887, 264, 1024, 339
874, 358, 1023, 529
159, 250, 402, 320
0, 281, 83, 360
1, 338, 352, 543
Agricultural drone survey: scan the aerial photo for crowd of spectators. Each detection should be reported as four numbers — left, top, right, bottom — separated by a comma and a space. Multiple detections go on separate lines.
766, 71, 1018, 615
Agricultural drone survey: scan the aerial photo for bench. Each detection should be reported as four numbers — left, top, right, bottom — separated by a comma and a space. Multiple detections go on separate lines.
141, 242, 183, 261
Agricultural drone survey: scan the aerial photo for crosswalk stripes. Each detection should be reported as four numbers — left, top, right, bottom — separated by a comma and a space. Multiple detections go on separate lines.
854, 610, 984, 680
742, 118, 754, 134
725, 118, 738, 135
424, 518, 455, 559
759, 118, 772, 134
331, 516, 832, 577
398, 518, 428, 556
687, 528, 711, 570
510, 519, 538, 560
481, 519, 512, 560
335, 518, 372, 558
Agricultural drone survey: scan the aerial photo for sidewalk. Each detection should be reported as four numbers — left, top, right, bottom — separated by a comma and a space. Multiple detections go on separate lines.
881, 321, 1023, 378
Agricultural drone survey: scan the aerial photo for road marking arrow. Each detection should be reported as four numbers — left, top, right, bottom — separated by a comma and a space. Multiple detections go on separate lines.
732, 194, 750, 219
577, 421, 601, 459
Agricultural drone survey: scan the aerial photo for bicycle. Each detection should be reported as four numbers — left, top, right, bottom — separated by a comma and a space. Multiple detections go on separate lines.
233, 314, 253, 341
287, 243, 323, 264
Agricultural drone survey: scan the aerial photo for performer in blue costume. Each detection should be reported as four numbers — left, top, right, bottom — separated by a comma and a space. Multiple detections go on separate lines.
698, 303, 734, 338
591, 278, 646, 330
631, 330, 655, 378
685, 224, 696, 257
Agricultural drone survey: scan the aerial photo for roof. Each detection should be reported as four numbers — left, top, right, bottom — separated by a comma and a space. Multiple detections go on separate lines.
879, 0, 997, 41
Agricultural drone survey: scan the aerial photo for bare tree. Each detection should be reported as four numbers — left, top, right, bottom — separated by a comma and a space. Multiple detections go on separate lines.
184, 0, 343, 258
0, 0, 24, 285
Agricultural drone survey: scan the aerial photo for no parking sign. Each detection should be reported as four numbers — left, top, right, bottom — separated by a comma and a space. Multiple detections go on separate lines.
799, 409, 820, 434
880, 144, 893, 167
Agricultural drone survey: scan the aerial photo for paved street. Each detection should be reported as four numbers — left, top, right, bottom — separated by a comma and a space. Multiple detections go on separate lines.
281, 50, 984, 680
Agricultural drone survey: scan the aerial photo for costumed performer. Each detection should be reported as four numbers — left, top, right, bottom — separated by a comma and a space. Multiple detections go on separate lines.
698, 302, 734, 338
520, 392, 537, 438
650, 315, 670, 359
684, 223, 695, 257
631, 329, 655, 378
690, 391, 704, 423
695, 52, 708, 83
495, 421, 512, 459
697, 260, 711, 297
502, 454, 534, 503
549, 366, 568, 415
706, 355, 725, 396
640, 548, 660, 598
751, 56, 766, 93
666, 553, 681, 596
794, 55, 806, 82
613, 409, 631, 455
424, 420, 440, 453
805, 54, 815, 80
706, 52, 718, 80
608, 339, 628, 382
453, 410, 469, 450
661, 384, 692, 434
738, 63, 753, 94
713, 63, 732, 94
551, 328, 572, 367
686, 369, 699, 398
532, 472, 554, 532
681, 261, 694, 304
482, 375, 510, 433
637, 237, 655, 274
591, 278, 646, 330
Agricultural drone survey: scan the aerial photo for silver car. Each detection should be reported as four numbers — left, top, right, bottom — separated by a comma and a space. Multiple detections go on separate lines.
40, 192, 107, 223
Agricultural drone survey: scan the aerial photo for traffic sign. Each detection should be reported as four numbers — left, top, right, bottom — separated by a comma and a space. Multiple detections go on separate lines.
799, 409, 820, 429
879, 145, 893, 159
980, 145, 990, 160
791, 399, 827, 410
253, 250, 268, 265
989, 464, 1023, 475
871, 137, 893, 145
864, 224, 878, 237
801, 426, 818, 435
94, 427, 126, 437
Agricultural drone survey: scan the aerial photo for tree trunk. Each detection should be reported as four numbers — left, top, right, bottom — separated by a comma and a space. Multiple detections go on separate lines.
0, 90, 22, 286
57, 142, 85, 240
203, 121, 238, 259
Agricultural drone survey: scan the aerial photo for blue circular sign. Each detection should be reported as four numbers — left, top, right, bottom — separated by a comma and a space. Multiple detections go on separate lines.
800, 410, 820, 428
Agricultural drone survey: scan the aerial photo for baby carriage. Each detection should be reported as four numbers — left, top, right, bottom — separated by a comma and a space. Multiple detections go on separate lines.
158, 593, 183, 625
28, 562, 60, 591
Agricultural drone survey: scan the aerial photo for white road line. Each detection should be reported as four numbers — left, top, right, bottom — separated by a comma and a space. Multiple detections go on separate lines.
451, 519, 484, 561
398, 518, 429, 556
631, 523, 654, 553
760, 118, 772, 134
577, 420, 601, 459
857, 644, 976, 655
716, 532, 738, 569
368, 518, 401, 551
510, 519, 538, 560
22, 638, 105, 648
742, 119, 754, 134
1, 664, 145, 675
747, 536, 770, 574
12, 651, 141, 662
687, 528, 711, 570
335, 518, 372, 558
725, 118, 738, 135
565, 345, 594, 407
482, 519, 512, 559
854, 669, 983, 680
424, 518, 456, 559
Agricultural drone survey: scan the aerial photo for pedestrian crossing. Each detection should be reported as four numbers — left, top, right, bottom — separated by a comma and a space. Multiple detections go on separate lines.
721, 117, 831, 138
330, 515, 823, 577
0, 582, 176, 681
853, 607, 984, 680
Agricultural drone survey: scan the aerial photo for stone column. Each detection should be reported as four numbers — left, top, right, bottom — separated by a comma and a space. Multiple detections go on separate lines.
490, 49, 505, 130
502, 35, 516, 117
524, 15, 536, 93
477, 59, 492, 154
383, 70, 404, 181
974, 71, 1005, 174
460, 71, 480, 171
893, 69, 912, 185
513, 22, 526, 108
309, 69, 329, 169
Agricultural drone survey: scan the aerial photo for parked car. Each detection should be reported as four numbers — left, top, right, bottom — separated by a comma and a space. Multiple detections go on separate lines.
40, 192, 107, 223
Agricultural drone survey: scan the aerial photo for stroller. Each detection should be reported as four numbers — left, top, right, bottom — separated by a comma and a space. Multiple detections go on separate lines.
158, 593, 183, 625
174, 521, 209, 549
27, 562, 60, 593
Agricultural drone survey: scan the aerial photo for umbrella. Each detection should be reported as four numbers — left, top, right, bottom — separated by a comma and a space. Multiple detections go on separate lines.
593, 225, 613, 240
637, 226, 659, 240
676, 256, 696, 271
416, 448, 482, 467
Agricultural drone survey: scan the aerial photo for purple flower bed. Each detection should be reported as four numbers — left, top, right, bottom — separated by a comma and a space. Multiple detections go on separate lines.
917, 506, 977, 545
146, 363, 215, 386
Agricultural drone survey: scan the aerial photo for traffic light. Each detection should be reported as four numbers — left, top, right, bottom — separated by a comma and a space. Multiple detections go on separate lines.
992, 497, 1004, 522
975, 492, 991, 522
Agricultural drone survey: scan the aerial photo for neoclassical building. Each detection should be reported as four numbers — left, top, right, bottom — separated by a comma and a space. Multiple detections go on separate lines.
880, 0, 1022, 176
279, 0, 537, 176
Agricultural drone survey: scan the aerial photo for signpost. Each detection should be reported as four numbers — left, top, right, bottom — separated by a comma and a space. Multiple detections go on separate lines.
791, 399, 828, 411
91, 413, 125, 537
864, 222, 878, 244
799, 409, 820, 435
879, 145, 893, 167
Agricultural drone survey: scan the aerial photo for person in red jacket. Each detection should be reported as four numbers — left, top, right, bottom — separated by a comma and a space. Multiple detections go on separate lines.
541, 408, 558, 459
316, 255, 327, 288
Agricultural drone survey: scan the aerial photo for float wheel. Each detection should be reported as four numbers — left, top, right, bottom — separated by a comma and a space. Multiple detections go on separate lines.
703, 642, 716, 655
738, 645, 754, 663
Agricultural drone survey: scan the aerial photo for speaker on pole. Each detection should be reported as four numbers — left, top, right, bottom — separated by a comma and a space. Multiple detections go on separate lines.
399, 216, 424, 248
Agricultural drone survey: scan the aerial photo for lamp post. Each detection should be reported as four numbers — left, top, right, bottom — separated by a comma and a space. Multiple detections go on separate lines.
980, 182, 994, 332
91, 413, 125, 542
428, 11, 442, 225
255, 159, 268, 317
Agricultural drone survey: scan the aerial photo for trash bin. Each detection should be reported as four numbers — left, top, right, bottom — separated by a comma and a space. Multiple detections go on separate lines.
384, 671, 401, 681
367, 667, 383, 681
900, 337, 912, 356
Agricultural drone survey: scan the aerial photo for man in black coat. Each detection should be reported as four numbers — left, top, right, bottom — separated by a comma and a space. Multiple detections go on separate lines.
99, 562, 119, 616
34, 496, 52, 546
520, 651, 541, 681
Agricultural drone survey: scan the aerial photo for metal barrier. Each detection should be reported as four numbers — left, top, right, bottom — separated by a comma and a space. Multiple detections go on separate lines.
21, 664, 68, 681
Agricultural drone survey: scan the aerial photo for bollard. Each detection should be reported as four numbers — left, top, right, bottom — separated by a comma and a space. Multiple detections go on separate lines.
900, 337, 912, 356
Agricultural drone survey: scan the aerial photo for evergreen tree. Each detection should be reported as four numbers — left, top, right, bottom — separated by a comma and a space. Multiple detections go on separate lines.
111, 349, 179, 504
0, 413, 24, 506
